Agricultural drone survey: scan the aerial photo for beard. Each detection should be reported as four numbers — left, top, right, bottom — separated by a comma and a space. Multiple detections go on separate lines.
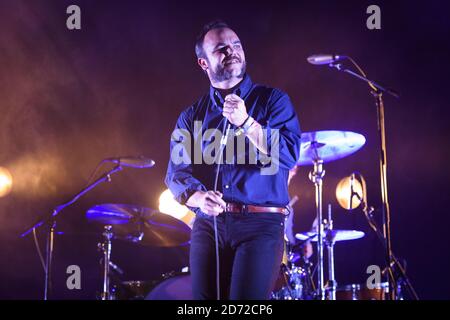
209, 59, 247, 83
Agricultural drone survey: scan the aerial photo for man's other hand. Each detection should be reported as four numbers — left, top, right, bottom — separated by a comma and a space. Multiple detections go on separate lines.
186, 190, 226, 216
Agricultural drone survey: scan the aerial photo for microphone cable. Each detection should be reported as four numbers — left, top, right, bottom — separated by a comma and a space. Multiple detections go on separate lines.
212, 117, 231, 300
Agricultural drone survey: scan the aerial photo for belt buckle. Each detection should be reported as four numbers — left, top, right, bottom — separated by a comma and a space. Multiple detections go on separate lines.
242, 204, 248, 214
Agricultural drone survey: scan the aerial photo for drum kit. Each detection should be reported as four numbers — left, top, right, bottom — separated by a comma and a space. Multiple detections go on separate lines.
81, 130, 394, 300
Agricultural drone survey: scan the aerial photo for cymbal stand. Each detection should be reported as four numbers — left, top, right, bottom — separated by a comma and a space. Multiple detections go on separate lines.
309, 159, 325, 300
98, 225, 113, 300
324, 204, 337, 300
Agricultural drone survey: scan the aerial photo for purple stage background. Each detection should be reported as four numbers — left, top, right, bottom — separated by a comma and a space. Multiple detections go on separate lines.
0, 0, 449, 299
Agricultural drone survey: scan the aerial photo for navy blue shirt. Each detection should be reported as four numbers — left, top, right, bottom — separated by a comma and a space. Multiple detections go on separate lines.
165, 74, 301, 216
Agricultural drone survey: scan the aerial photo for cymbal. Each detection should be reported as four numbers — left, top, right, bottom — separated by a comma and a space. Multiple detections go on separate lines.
295, 229, 365, 242
86, 204, 191, 247
297, 130, 366, 166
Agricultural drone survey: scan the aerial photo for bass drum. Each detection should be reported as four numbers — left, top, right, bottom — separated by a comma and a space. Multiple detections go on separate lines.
145, 271, 193, 300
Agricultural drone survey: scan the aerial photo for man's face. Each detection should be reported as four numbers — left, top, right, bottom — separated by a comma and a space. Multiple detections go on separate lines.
199, 27, 246, 83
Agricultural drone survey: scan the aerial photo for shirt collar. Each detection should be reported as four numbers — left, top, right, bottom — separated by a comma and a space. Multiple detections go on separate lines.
209, 74, 253, 110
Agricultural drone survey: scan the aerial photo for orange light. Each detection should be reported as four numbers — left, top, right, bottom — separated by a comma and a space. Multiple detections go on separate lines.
159, 189, 190, 219
0, 167, 13, 197
336, 175, 363, 210
158, 189, 195, 228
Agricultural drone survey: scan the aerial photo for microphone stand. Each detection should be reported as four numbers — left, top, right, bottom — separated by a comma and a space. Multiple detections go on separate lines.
353, 173, 419, 300
328, 60, 399, 299
20, 164, 124, 300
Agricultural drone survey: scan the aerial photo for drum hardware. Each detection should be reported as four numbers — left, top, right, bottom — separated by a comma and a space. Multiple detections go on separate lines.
324, 204, 337, 300
86, 203, 191, 300
298, 130, 366, 300
271, 230, 317, 300
308, 159, 326, 300
270, 264, 308, 300
98, 225, 113, 300
303, 260, 316, 297
295, 216, 366, 300
96, 230, 131, 301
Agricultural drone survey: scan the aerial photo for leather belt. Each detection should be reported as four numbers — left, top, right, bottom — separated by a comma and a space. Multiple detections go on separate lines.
225, 202, 288, 215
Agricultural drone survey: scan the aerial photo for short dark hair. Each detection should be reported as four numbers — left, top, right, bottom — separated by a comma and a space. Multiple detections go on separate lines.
195, 20, 230, 59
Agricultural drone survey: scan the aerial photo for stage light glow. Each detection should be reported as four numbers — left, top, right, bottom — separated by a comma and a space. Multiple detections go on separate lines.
336, 175, 363, 210
158, 189, 195, 228
159, 189, 190, 219
7, 152, 66, 199
0, 167, 13, 197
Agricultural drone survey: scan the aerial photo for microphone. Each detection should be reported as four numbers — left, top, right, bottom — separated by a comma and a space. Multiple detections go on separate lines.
105, 156, 155, 168
220, 121, 232, 146
220, 90, 241, 145
307, 54, 347, 65
349, 173, 355, 210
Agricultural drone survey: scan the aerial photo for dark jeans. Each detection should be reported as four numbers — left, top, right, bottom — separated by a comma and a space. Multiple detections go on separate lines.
190, 211, 285, 300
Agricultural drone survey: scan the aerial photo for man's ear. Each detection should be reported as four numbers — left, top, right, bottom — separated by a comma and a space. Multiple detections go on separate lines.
197, 58, 208, 71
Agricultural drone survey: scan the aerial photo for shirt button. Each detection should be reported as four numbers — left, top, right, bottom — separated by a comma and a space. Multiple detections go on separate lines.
224, 185, 230, 189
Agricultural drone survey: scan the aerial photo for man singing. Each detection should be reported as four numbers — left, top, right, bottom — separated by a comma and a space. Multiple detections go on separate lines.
165, 20, 301, 300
